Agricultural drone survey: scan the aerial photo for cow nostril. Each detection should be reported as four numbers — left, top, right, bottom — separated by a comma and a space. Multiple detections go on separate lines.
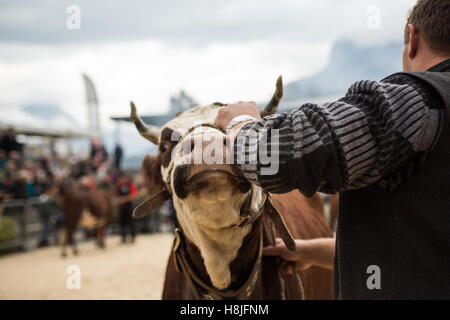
173, 164, 190, 199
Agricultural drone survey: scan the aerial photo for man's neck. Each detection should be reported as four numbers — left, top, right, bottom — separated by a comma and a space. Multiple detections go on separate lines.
412, 55, 450, 71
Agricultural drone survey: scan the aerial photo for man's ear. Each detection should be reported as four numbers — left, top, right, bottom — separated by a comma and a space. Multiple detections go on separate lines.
407, 24, 418, 59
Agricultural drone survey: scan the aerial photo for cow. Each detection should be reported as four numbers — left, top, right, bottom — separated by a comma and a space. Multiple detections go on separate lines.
60, 176, 112, 257
131, 76, 333, 299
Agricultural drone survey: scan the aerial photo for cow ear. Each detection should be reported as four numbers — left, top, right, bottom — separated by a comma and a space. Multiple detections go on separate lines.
135, 154, 168, 219
141, 154, 164, 193
133, 189, 170, 218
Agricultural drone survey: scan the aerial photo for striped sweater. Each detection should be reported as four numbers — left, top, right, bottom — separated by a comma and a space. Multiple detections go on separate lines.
234, 61, 450, 195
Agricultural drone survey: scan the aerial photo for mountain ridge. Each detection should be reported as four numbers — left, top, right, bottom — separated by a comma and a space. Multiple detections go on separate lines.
279, 39, 403, 109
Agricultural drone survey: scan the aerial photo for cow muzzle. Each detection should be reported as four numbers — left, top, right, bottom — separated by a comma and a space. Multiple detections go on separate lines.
171, 126, 251, 200
173, 164, 251, 200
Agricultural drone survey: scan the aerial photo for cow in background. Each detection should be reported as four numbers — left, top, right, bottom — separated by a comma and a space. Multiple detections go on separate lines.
60, 175, 112, 257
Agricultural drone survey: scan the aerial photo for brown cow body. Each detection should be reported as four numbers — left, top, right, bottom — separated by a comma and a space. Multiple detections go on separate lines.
162, 191, 333, 299
61, 181, 112, 257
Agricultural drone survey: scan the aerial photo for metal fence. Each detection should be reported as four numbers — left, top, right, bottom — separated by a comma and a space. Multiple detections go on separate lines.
0, 197, 55, 252
0, 196, 172, 253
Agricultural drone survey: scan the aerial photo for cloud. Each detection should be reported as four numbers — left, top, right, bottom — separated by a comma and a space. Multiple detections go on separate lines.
0, 39, 332, 129
0, 0, 416, 46
0, 0, 416, 132
0, 0, 417, 159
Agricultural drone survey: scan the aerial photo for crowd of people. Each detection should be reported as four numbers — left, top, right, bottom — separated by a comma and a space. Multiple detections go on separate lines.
0, 128, 124, 201
0, 128, 175, 251
0, 128, 61, 201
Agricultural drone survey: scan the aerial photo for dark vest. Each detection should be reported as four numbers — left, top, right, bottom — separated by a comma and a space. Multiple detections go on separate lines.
335, 70, 450, 299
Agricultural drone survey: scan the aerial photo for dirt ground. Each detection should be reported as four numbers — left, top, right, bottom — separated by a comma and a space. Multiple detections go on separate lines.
0, 233, 174, 300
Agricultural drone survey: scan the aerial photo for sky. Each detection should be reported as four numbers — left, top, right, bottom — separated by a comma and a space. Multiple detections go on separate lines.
0, 0, 416, 134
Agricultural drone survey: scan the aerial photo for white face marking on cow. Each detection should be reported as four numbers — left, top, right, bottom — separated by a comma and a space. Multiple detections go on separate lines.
158, 103, 264, 290
163, 104, 220, 137
161, 165, 170, 185
159, 104, 220, 184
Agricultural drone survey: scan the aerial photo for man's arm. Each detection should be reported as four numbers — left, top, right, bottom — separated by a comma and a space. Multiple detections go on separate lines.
216, 75, 441, 195
263, 237, 335, 270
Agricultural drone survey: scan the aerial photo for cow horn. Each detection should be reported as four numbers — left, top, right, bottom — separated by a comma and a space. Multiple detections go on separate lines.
129, 101, 160, 145
260, 75, 283, 117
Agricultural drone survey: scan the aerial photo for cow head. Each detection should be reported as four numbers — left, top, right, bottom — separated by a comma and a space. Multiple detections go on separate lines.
132, 76, 282, 289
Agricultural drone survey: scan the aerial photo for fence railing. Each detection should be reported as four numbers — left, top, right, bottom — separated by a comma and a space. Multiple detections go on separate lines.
0, 196, 172, 253
0, 197, 56, 252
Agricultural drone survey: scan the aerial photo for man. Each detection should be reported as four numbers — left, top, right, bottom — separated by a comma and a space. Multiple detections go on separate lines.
215, 0, 450, 299
114, 143, 123, 170
115, 172, 138, 243
0, 128, 22, 155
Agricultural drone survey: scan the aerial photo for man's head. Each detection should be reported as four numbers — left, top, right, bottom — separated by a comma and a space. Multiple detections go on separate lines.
402, 0, 450, 71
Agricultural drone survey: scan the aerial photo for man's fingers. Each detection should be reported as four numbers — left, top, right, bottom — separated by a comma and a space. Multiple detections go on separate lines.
274, 238, 284, 245
245, 101, 257, 108
279, 260, 294, 275
262, 245, 282, 256
263, 238, 286, 256
214, 101, 261, 131
236, 100, 256, 106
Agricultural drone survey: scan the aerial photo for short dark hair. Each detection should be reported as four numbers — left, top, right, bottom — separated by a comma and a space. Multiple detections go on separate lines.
404, 0, 450, 56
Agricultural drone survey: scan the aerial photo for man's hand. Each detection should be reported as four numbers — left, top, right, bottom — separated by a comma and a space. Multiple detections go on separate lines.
263, 237, 335, 272
214, 101, 261, 132
263, 238, 314, 272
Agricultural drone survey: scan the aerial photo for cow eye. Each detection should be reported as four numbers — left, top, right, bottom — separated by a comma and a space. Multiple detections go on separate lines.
160, 143, 168, 152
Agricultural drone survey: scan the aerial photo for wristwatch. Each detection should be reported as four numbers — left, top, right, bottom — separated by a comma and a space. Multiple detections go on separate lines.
226, 115, 256, 134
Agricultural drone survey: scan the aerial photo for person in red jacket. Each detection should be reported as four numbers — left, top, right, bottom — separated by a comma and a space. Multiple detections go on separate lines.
115, 171, 138, 243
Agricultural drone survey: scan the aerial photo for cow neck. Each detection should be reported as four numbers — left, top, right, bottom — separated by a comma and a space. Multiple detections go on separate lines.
178, 218, 263, 298
172, 185, 265, 291
228, 218, 262, 289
